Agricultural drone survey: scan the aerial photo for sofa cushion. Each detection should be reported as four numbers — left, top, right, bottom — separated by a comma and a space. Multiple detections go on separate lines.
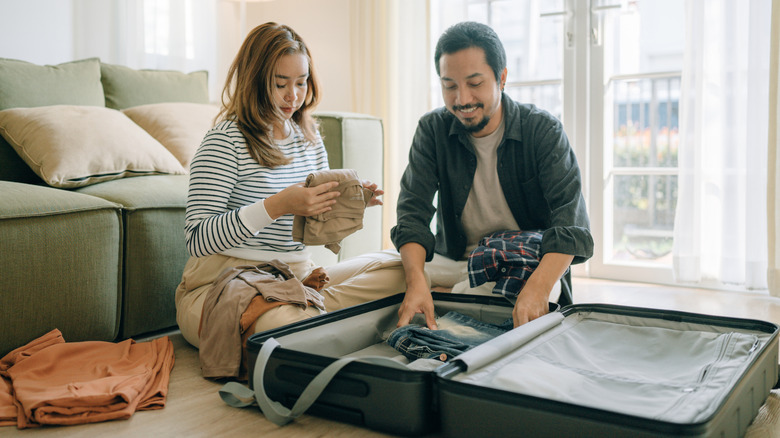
101, 62, 209, 110
0, 57, 105, 184
123, 102, 220, 168
77, 175, 190, 338
0, 57, 105, 111
0, 136, 41, 184
0, 181, 122, 356
0, 105, 186, 188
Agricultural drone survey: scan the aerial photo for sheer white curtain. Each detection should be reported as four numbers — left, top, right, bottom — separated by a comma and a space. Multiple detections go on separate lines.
673, 0, 771, 290
349, 0, 430, 246
72, 0, 218, 100
769, 0, 780, 297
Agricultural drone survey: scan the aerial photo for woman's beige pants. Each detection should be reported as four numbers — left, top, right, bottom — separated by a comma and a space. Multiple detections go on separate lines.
175, 249, 407, 348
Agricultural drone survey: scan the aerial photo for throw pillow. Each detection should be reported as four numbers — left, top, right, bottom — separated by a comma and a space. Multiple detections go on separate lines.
0, 58, 105, 111
0, 105, 186, 188
101, 62, 209, 110
122, 102, 220, 168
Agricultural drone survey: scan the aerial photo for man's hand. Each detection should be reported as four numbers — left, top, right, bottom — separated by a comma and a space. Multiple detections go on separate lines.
512, 282, 550, 327
397, 242, 437, 329
397, 281, 437, 329
512, 252, 574, 327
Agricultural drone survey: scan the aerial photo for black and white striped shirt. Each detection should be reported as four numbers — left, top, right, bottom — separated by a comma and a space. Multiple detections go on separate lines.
185, 120, 328, 260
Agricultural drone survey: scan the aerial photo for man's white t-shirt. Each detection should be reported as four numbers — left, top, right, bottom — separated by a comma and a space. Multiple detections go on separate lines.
460, 117, 520, 257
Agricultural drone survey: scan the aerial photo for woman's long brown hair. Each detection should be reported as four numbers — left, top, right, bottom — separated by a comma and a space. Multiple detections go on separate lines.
216, 22, 321, 167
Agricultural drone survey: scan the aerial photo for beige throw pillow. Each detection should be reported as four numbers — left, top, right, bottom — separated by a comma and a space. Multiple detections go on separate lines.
0, 105, 186, 188
123, 102, 219, 168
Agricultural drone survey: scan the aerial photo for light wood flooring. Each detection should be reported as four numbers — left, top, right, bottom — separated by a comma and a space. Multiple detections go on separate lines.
4, 277, 780, 438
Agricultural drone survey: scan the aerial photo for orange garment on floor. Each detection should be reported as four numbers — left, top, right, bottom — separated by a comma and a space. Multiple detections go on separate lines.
0, 329, 174, 429
0, 378, 15, 426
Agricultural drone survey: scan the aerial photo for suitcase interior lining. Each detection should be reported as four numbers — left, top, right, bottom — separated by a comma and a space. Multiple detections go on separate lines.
448, 309, 776, 423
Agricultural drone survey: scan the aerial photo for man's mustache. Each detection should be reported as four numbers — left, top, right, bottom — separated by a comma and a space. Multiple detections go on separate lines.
452, 103, 484, 112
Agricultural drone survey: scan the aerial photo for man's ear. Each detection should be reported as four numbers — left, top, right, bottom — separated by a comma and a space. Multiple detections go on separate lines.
500, 67, 508, 91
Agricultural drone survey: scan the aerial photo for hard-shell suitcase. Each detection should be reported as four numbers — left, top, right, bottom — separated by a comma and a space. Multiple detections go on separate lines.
241, 293, 779, 437
244, 292, 519, 436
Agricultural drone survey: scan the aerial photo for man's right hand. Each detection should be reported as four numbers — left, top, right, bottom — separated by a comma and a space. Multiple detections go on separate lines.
397, 242, 438, 329
397, 281, 437, 329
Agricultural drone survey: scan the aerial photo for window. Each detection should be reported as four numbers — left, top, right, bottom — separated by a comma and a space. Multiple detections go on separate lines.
594, 0, 684, 281
430, 0, 770, 290
430, 0, 565, 119
73, 0, 218, 101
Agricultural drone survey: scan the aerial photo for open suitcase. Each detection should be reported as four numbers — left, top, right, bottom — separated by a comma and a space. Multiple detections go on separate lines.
239, 292, 779, 437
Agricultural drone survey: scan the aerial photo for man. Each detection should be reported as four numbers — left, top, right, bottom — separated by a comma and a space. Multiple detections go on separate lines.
391, 21, 593, 329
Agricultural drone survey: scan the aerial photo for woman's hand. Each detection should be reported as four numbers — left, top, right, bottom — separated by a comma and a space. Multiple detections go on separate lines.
362, 180, 384, 207
265, 181, 341, 219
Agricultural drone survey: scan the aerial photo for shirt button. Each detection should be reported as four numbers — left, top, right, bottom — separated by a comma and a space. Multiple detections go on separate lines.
501, 267, 507, 273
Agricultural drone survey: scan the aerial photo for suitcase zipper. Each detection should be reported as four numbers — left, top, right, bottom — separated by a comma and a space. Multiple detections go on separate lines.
664, 332, 759, 420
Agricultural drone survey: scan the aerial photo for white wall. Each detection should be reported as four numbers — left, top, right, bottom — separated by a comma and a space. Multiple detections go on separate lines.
0, 0, 74, 65
241, 0, 354, 112
0, 0, 356, 112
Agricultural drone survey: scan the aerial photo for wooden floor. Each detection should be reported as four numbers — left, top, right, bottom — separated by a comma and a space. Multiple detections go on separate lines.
5, 277, 780, 437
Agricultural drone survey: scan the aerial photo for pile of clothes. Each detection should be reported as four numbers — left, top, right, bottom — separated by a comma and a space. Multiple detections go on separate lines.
0, 329, 174, 429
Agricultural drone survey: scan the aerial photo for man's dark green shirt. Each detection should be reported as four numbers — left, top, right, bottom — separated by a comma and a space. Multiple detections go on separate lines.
391, 94, 593, 266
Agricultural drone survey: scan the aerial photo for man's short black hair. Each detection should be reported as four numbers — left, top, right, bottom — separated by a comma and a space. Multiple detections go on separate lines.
434, 21, 507, 82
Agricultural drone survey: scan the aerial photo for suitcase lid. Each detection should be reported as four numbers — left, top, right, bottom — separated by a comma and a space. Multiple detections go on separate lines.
436, 303, 779, 433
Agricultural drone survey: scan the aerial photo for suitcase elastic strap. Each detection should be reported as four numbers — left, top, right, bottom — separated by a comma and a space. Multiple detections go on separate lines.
219, 337, 407, 426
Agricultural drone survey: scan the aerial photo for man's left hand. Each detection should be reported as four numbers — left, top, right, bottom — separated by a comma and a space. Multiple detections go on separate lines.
512, 282, 550, 327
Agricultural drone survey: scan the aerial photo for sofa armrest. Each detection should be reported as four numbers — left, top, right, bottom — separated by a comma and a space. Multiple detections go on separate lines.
312, 112, 384, 266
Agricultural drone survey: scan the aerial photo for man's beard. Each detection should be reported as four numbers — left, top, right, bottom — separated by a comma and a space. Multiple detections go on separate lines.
453, 103, 489, 133
462, 115, 490, 133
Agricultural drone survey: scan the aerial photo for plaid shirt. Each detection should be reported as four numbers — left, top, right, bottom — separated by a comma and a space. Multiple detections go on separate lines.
468, 230, 552, 298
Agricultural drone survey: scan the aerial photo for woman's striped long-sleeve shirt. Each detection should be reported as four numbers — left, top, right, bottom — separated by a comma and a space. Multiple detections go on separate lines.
185, 119, 329, 260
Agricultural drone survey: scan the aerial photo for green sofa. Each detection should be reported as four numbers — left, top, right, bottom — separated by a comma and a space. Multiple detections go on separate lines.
0, 58, 384, 356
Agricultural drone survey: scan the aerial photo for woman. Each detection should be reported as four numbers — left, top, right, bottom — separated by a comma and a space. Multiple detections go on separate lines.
175, 22, 405, 348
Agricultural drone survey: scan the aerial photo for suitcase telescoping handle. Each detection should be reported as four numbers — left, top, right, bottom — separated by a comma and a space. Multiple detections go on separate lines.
219, 337, 408, 426
455, 311, 564, 372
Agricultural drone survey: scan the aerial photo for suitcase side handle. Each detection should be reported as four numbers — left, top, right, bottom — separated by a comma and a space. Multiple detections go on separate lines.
219, 337, 407, 426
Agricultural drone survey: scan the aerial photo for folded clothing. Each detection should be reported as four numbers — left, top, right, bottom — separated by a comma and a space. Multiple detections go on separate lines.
386, 311, 512, 362
468, 230, 549, 298
292, 169, 374, 254
199, 260, 326, 380
0, 329, 174, 429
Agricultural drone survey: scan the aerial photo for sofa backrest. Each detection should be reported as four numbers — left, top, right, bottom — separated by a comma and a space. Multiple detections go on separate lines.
310, 112, 385, 266
0, 57, 209, 184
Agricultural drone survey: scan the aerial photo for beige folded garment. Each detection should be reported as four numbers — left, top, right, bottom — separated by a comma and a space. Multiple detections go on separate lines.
292, 169, 373, 254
